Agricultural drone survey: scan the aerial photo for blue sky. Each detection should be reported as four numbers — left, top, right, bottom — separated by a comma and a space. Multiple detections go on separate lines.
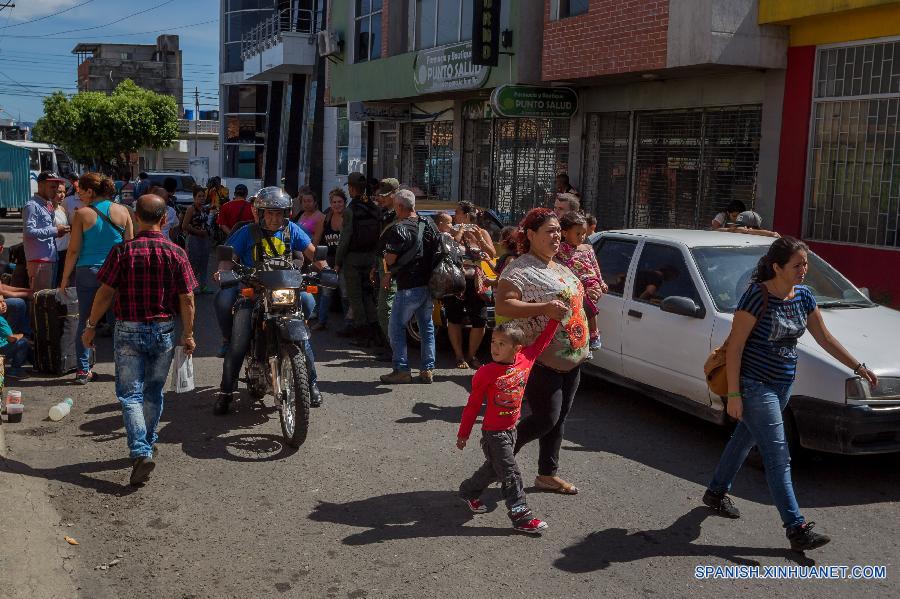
0, 0, 220, 123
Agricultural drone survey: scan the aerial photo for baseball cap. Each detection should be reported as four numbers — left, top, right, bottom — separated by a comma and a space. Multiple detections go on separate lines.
735, 210, 763, 229
37, 170, 65, 184
377, 178, 400, 196
347, 172, 367, 187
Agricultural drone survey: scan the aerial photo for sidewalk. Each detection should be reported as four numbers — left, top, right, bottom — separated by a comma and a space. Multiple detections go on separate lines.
0, 421, 78, 599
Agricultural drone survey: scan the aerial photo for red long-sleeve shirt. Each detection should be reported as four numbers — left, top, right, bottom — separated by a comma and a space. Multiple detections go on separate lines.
457, 321, 560, 440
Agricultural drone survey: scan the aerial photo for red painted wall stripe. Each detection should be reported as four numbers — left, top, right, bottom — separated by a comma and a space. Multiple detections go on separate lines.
773, 45, 816, 236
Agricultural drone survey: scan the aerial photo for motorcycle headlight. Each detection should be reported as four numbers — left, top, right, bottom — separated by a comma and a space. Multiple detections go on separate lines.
270, 289, 296, 306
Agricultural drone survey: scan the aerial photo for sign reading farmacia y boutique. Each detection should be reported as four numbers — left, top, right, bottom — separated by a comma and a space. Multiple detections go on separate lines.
413, 41, 490, 94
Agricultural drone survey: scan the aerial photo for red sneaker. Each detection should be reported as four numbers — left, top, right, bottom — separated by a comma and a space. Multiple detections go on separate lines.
460, 498, 488, 514
514, 518, 549, 534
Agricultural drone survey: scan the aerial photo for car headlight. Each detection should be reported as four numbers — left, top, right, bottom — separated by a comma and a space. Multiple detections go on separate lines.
846, 376, 900, 401
270, 289, 296, 306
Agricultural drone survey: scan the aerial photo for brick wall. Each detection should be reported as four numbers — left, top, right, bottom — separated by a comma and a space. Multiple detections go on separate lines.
542, 0, 668, 81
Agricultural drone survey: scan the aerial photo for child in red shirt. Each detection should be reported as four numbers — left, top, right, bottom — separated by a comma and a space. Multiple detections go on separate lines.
456, 318, 560, 534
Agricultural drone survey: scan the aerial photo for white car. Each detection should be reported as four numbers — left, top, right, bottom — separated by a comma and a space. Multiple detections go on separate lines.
587, 229, 900, 455
143, 171, 197, 208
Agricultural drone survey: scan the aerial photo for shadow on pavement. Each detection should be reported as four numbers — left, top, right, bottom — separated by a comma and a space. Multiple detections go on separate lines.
317, 379, 391, 397
396, 401, 465, 425
308, 490, 520, 545
0, 454, 139, 497
553, 507, 815, 573
564, 374, 900, 508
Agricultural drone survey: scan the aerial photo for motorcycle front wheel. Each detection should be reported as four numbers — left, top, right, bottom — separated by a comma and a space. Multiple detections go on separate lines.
277, 343, 311, 448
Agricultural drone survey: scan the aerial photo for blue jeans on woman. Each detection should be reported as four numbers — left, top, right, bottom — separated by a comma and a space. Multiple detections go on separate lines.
708, 377, 804, 528
75, 266, 101, 372
114, 321, 176, 459
388, 286, 435, 373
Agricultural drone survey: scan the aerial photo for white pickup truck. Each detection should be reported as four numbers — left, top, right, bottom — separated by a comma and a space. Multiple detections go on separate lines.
587, 229, 900, 455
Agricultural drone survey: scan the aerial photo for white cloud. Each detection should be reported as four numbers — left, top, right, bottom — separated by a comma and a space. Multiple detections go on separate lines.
5, 0, 79, 21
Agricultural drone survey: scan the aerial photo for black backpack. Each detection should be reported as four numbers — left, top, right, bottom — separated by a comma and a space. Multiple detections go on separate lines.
429, 233, 466, 299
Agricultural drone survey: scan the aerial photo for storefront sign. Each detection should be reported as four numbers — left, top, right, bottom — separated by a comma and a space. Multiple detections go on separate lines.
490, 85, 578, 119
472, 0, 501, 67
413, 41, 490, 94
347, 101, 411, 121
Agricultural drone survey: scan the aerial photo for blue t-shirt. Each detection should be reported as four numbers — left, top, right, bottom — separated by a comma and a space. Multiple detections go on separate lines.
0, 316, 12, 349
738, 284, 817, 385
226, 222, 312, 267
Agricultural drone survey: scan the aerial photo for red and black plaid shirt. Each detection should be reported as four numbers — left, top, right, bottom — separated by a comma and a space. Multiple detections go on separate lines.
97, 231, 197, 322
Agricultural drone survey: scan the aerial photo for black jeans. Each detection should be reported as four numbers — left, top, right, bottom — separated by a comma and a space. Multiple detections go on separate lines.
459, 428, 527, 517
514, 362, 582, 476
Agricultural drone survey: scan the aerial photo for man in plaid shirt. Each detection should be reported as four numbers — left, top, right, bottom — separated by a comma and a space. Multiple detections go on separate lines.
82, 194, 197, 487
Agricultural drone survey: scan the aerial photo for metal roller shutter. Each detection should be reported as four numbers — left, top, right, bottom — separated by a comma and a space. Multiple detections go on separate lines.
400, 121, 454, 200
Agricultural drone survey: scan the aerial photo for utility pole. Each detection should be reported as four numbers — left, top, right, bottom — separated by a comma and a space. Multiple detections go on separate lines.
194, 86, 200, 157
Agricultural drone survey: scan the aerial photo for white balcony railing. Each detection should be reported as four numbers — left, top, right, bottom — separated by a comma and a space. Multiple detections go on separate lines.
241, 7, 318, 61
178, 119, 219, 135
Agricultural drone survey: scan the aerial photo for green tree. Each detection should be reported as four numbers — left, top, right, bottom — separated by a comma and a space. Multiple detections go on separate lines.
33, 80, 179, 177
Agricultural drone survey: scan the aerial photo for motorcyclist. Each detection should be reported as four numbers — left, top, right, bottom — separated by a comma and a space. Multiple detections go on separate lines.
214, 186, 326, 415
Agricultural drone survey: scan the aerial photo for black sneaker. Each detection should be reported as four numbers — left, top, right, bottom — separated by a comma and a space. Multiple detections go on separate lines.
129, 456, 155, 486
213, 392, 232, 415
310, 384, 323, 408
787, 522, 831, 552
703, 489, 741, 519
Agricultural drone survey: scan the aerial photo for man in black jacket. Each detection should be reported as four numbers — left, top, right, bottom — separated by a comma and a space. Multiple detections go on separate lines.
379, 189, 440, 385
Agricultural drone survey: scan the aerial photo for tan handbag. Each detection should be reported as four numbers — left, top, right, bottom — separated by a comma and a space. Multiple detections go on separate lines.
704, 284, 768, 396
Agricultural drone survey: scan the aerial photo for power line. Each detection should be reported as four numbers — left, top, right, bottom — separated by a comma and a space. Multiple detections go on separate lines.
4, 18, 218, 40
0, 0, 95, 29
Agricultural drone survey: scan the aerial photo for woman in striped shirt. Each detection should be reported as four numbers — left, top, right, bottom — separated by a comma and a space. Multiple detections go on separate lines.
702, 237, 877, 552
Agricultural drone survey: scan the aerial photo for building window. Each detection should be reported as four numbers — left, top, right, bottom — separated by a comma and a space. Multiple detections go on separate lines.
806, 40, 900, 248
336, 106, 349, 175
401, 121, 454, 200
415, 0, 473, 50
355, 0, 383, 62
223, 4, 273, 72
556, 0, 589, 19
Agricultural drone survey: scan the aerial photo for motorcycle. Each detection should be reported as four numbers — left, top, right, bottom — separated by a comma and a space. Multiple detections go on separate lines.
217, 244, 338, 447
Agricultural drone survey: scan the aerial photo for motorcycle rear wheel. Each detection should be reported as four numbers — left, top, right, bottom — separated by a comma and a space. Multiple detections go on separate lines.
277, 344, 311, 448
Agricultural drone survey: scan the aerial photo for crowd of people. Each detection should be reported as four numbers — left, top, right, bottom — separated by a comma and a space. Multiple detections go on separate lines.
2, 169, 877, 549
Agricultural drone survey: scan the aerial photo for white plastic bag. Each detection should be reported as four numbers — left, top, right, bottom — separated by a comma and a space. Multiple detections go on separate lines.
169, 346, 195, 393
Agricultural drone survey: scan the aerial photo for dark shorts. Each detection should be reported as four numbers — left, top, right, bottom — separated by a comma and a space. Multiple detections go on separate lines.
442, 278, 486, 328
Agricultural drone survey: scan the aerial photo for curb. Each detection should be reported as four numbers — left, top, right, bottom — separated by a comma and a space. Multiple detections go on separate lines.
0, 421, 7, 459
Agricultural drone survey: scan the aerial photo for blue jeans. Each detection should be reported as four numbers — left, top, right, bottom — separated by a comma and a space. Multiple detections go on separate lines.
214, 286, 239, 342
220, 292, 318, 393
75, 266, 101, 372
114, 321, 176, 459
0, 338, 32, 369
709, 377, 804, 528
4, 298, 31, 336
388, 286, 435, 373
186, 234, 211, 288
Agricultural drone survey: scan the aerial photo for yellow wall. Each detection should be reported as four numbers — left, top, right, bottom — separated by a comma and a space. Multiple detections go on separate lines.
759, 1, 900, 46
759, 0, 900, 23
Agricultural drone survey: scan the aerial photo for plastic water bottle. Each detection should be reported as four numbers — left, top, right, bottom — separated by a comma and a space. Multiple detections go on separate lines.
49, 398, 74, 422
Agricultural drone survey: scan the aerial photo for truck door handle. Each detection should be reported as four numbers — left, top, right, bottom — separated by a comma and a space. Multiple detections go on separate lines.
628, 309, 643, 319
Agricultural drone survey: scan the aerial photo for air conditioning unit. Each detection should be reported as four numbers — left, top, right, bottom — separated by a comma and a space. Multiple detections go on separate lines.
317, 30, 342, 58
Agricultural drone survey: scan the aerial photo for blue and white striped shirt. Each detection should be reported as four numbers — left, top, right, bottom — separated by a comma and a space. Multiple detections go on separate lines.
738, 284, 817, 385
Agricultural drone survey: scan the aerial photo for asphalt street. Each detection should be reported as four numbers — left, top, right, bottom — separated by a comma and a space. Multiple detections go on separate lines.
0, 220, 897, 599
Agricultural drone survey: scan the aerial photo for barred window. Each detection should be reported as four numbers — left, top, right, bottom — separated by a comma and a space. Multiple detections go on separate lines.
806, 40, 900, 248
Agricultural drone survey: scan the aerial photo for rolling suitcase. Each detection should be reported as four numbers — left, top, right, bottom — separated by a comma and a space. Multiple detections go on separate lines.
31, 288, 81, 375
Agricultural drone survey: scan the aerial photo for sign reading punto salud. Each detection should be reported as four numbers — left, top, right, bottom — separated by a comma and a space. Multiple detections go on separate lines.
414, 41, 490, 94
490, 85, 578, 119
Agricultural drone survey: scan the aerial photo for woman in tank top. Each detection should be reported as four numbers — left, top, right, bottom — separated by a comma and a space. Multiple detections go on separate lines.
58, 172, 133, 385
292, 186, 325, 245
495, 208, 589, 496
182, 186, 214, 294
312, 188, 346, 331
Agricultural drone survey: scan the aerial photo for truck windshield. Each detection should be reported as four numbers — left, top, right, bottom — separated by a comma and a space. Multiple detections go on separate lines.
692, 246, 874, 313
